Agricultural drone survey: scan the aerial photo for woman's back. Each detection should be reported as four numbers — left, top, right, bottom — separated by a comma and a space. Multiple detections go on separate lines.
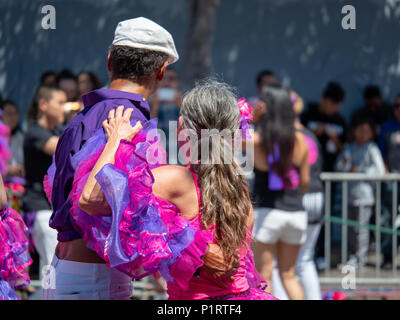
163, 167, 254, 299
252, 131, 309, 211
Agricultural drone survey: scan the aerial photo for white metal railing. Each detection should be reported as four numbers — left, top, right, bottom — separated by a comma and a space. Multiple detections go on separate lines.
320, 172, 400, 285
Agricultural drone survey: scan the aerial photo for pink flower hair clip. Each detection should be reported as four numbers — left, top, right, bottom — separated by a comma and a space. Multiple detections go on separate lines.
238, 97, 253, 139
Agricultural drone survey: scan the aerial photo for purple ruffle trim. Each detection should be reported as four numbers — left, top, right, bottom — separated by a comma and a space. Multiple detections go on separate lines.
0, 275, 20, 300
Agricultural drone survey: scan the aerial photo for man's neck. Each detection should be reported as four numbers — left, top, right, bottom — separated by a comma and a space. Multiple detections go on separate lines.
108, 79, 154, 100
37, 115, 55, 131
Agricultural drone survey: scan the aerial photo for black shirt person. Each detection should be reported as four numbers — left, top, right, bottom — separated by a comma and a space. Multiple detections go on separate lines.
23, 85, 66, 275
300, 81, 347, 172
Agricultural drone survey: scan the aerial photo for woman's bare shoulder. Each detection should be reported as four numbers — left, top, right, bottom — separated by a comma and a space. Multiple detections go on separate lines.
151, 165, 194, 197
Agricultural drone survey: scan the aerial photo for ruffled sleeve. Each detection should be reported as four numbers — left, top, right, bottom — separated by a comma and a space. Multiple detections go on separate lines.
0, 121, 11, 176
0, 205, 32, 289
68, 119, 213, 285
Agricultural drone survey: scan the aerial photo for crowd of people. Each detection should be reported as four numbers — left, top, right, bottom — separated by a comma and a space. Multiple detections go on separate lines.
0, 16, 400, 301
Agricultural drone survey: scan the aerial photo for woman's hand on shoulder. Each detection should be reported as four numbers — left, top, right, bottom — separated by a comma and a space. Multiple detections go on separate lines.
103, 105, 142, 143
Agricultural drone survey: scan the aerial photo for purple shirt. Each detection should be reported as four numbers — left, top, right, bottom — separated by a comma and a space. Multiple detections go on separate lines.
49, 89, 150, 242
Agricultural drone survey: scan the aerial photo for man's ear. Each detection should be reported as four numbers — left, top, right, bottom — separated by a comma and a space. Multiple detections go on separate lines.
38, 98, 48, 114
156, 61, 169, 81
107, 53, 111, 73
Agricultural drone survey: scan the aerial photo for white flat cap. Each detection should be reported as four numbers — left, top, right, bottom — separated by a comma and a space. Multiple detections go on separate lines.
112, 17, 179, 64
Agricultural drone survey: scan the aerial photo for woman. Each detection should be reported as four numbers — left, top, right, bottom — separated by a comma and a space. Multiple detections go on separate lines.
0, 100, 24, 178
0, 119, 32, 300
251, 84, 310, 300
78, 71, 102, 97
272, 91, 323, 300
54, 81, 277, 300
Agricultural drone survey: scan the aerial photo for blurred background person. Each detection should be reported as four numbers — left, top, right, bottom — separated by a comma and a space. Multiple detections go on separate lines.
40, 71, 57, 86
379, 94, 400, 174
248, 70, 279, 124
64, 101, 84, 124
0, 99, 26, 214
351, 85, 393, 139
335, 116, 385, 267
23, 85, 66, 282
150, 66, 182, 161
78, 71, 102, 97
378, 93, 400, 269
300, 81, 347, 172
0, 99, 24, 178
251, 84, 309, 300
56, 69, 79, 102
272, 91, 324, 300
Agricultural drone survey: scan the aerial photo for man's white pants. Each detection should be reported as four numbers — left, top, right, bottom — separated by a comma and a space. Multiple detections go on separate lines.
32, 210, 58, 280
42, 255, 133, 300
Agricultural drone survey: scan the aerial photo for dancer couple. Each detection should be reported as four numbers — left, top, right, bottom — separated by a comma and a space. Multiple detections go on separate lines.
42, 17, 277, 300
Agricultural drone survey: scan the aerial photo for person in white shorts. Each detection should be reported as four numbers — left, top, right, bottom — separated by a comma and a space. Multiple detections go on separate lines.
272, 92, 324, 300
248, 84, 310, 300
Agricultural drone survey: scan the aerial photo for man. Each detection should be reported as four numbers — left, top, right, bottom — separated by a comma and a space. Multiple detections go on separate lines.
44, 17, 236, 300
351, 85, 393, 137
300, 81, 347, 172
255, 70, 279, 95
23, 85, 66, 280
150, 67, 182, 162
56, 69, 79, 102
378, 94, 400, 268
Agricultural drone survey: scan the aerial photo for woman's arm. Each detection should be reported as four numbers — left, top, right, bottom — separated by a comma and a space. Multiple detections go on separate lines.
296, 133, 310, 195
0, 174, 7, 209
78, 106, 142, 216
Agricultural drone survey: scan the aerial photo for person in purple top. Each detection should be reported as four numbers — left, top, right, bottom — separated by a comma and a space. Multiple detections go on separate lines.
43, 17, 238, 300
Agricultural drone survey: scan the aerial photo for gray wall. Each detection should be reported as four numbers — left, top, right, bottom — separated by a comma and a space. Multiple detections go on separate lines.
1, 0, 400, 122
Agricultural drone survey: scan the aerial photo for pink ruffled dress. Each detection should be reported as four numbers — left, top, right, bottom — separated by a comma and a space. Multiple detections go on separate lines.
0, 205, 33, 300
44, 118, 277, 300
0, 120, 32, 300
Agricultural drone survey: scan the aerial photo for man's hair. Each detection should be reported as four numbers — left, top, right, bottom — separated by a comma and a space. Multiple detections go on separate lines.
322, 81, 345, 102
78, 71, 102, 90
363, 85, 381, 100
352, 115, 376, 136
27, 84, 62, 123
56, 69, 77, 84
109, 45, 168, 82
0, 99, 17, 111
40, 70, 56, 84
255, 70, 276, 86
